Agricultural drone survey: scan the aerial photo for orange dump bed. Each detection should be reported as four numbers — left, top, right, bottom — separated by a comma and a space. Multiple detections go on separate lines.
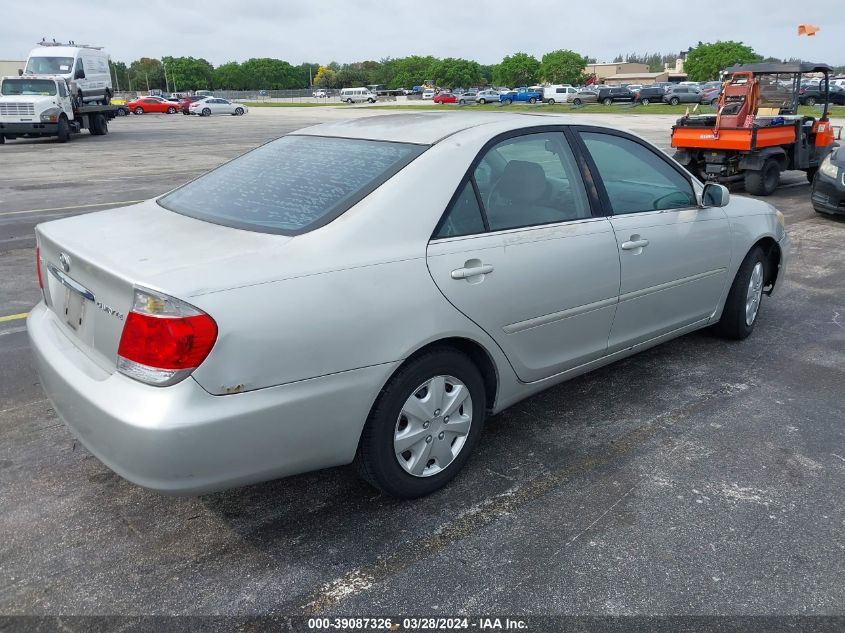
671, 124, 797, 151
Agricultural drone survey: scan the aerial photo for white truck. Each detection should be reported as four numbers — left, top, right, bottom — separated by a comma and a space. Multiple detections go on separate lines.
0, 75, 118, 143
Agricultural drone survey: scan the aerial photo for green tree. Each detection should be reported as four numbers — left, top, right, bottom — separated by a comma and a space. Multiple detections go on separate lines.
684, 41, 761, 81
299, 62, 321, 86
109, 60, 129, 92
239, 58, 304, 89
336, 67, 370, 88
161, 56, 213, 92
214, 62, 246, 90
492, 52, 540, 87
432, 57, 483, 88
539, 50, 588, 85
391, 55, 438, 88
128, 57, 165, 92
313, 65, 338, 88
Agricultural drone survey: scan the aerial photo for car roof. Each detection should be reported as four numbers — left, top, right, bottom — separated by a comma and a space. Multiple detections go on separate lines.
293, 112, 584, 146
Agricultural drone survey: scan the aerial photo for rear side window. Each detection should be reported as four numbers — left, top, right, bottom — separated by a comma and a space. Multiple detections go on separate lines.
434, 182, 486, 238
158, 135, 425, 235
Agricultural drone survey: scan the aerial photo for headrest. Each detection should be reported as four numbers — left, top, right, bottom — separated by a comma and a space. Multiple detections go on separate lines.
496, 160, 546, 203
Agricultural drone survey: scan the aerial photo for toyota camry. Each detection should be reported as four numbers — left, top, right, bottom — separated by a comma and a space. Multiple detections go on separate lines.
29, 113, 790, 498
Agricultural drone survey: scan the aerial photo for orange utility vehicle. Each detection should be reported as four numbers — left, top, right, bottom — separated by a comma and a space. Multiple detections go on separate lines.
671, 63, 838, 195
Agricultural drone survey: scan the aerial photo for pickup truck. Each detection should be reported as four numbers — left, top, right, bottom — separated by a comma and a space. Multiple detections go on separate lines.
500, 87, 542, 105
0, 75, 118, 143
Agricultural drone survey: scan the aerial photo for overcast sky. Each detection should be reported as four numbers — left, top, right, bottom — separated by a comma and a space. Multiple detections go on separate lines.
3, 1, 844, 66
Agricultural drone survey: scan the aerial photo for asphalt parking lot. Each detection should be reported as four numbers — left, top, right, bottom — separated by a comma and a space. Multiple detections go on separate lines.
0, 109, 843, 617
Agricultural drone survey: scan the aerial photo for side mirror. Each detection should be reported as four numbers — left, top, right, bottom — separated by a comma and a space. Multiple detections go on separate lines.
74, 69, 85, 80
701, 183, 730, 208
17, 68, 23, 76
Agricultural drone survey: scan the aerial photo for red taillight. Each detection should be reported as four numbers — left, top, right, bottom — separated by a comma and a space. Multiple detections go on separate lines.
118, 312, 217, 370
36, 246, 44, 289
117, 287, 217, 386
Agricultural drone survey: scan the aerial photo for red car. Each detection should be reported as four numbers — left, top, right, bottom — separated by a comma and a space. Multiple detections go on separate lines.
180, 95, 210, 114
433, 92, 457, 104
127, 97, 179, 115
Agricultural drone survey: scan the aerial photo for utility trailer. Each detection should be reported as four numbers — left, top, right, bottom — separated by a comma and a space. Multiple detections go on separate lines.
671, 63, 838, 196
0, 75, 119, 144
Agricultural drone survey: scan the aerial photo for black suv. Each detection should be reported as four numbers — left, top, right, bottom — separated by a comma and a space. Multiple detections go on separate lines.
799, 84, 845, 106
595, 87, 634, 105
634, 86, 667, 105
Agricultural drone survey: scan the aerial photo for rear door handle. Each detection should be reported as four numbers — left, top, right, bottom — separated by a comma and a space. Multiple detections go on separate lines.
621, 238, 649, 250
451, 264, 494, 279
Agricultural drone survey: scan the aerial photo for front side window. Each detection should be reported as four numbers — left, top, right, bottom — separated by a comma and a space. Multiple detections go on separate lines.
580, 132, 697, 214
473, 132, 591, 231
159, 135, 425, 235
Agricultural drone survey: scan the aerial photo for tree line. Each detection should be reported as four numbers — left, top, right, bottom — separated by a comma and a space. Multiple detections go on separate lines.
108, 43, 841, 93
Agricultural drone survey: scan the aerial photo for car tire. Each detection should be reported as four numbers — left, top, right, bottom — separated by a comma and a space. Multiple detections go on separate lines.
669, 97, 680, 105
56, 116, 70, 143
744, 159, 780, 196
202, 108, 211, 117
478, 98, 486, 104
573, 98, 582, 106
115, 108, 126, 117
713, 246, 767, 340
805, 97, 816, 107
166, 106, 175, 114
641, 98, 650, 105
355, 347, 487, 498
235, 107, 244, 115
805, 168, 817, 183
528, 97, 536, 104
602, 97, 612, 105
504, 98, 512, 105
134, 107, 144, 115
89, 113, 107, 135
710, 98, 719, 106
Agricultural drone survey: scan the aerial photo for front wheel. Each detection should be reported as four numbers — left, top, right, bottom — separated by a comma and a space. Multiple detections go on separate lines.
202, 108, 211, 117
56, 116, 70, 143
235, 107, 244, 115
713, 247, 767, 340
710, 98, 719, 106
528, 97, 536, 104
478, 98, 486, 104
134, 107, 144, 115
546, 98, 555, 105
669, 97, 680, 105
641, 98, 650, 105
602, 97, 612, 105
459, 99, 466, 105
115, 108, 126, 117
573, 98, 582, 106
355, 348, 486, 497
167, 106, 176, 114
805, 97, 816, 107
504, 98, 512, 105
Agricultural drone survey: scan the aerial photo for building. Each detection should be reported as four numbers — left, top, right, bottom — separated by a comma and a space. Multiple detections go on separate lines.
0, 60, 26, 77
585, 62, 650, 81
601, 54, 689, 86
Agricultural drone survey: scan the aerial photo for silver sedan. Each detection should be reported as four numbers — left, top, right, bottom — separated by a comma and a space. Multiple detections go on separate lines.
189, 97, 249, 116
29, 113, 789, 498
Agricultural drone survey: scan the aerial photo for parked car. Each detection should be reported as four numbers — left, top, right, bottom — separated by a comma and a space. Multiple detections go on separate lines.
111, 98, 130, 117
29, 113, 789, 498
312, 90, 328, 98
699, 86, 722, 106
457, 90, 477, 104
500, 87, 542, 105
634, 86, 667, 105
189, 97, 248, 116
571, 90, 599, 106
663, 85, 703, 105
433, 92, 457, 104
422, 90, 435, 100
340, 87, 377, 103
127, 96, 179, 115
180, 94, 211, 115
799, 84, 845, 106
475, 89, 500, 104
811, 146, 845, 215
595, 87, 634, 105
543, 85, 580, 104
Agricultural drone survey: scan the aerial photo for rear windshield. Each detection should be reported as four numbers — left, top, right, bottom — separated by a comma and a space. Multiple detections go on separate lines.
158, 135, 425, 235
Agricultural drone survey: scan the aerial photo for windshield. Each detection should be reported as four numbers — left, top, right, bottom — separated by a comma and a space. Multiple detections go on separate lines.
25, 56, 75, 74
1, 79, 58, 96
158, 135, 425, 235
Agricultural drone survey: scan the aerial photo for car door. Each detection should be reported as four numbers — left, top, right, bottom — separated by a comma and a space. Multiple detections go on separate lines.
575, 128, 731, 351
426, 129, 621, 383
216, 99, 233, 114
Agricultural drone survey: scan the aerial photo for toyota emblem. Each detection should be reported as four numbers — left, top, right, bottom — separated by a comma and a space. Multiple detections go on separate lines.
59, 252, 71, 273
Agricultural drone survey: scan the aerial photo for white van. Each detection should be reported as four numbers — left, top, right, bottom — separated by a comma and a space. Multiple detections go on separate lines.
24, 42, 112, 105
340, 87, 376, 104
542, 85, 578, 104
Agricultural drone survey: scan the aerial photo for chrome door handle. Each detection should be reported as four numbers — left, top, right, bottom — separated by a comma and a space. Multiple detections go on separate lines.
451, 264, 494, 279
621, 238, 649, 250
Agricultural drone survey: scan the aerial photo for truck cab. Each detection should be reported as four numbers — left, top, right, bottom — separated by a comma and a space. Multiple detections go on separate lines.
500, 87, 542, 104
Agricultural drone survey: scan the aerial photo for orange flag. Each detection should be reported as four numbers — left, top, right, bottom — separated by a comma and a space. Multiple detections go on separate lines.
798, 24, 820, 36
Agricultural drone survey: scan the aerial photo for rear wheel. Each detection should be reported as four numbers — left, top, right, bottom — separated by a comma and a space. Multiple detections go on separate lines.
744, 159, 780, 196
56, 116, 70, 143
89, 113, 107, 135
202, 108, 211, 117
355, 347, 486, 497
478, 98, 486, 104
573, 98, 582, 106
641, 98, 650, 105
805, 97, 816, 107
602, 97, 612, 105
504, 98, 512, 105
134, 106, 144, 115
710, 98, 719, 106
167, 106, 176, 114
669, 96, 680, 105
528, 97, 536, 104
546, 98, 555, 104
115, 107, 126, 117
235, 107, 244, 115
713, 247, 767, 340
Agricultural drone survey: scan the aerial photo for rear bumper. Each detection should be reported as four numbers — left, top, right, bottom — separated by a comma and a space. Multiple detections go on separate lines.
28, 302, 397, 495
0, 121, 59, 136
